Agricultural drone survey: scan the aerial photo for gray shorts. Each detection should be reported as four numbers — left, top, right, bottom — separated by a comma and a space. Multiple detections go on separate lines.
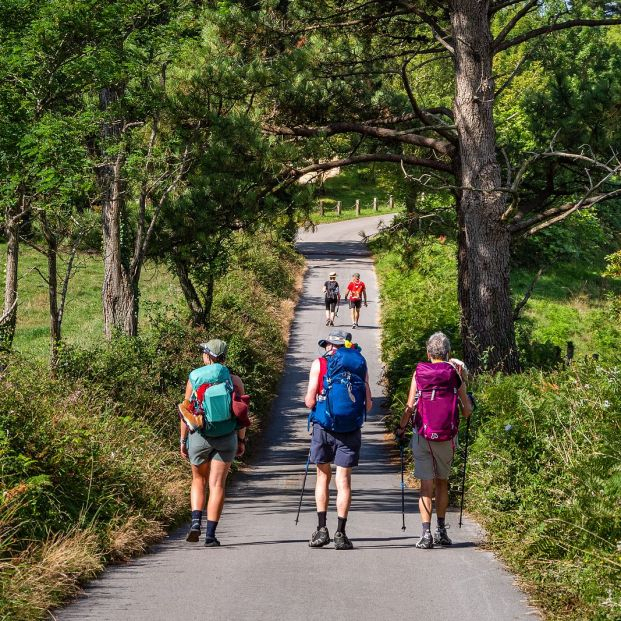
188, 430, 237, 466
310, 425, 361, 468
411, 434, 456, 480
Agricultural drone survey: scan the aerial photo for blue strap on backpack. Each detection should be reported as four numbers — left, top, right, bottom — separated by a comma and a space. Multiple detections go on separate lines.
310, 347, 367, 433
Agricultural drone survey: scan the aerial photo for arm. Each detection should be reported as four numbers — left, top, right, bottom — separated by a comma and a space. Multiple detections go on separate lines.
230, 374, 247, 455
396, 373, 417, 434
231, 373, 245, 396
180, 380, 192, 460
363, 284, 368, 306
365, 372, 373, 413
458, 382, 473, 418
304, 358, 321, 409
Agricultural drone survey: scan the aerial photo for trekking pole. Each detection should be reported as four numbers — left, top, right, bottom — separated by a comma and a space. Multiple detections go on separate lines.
458, 416, 471, 528
399, 441, 406, 531
295, 447, 312, 525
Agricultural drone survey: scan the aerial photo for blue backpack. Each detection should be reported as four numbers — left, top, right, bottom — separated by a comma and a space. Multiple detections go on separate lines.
310, 346, 367, 433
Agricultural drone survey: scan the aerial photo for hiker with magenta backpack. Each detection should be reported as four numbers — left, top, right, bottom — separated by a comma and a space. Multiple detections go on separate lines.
178, 339, 250, 547
304, 329, 373, 550
395, 332, 473, 549
323, 271, 340, 326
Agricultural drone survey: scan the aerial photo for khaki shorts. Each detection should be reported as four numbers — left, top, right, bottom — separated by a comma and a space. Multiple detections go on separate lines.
188, 430, 237, 466
411, 434, 456, 480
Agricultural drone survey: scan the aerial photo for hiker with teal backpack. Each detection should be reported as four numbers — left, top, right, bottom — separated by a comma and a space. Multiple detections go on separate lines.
395, 332, 472, 549
179, 339, 249, 547
304, 329, 373, 550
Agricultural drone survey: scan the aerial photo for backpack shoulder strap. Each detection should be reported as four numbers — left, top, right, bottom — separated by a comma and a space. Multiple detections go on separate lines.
317, 355, 328, 394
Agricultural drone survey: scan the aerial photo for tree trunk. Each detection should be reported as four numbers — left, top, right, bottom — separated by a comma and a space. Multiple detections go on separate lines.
101, 153, 137, 338
40, 215, 62, 369
174, 257, 207, 326
1, 215, 20, 352
451, 2, 520, 372
99, 87, 138, 339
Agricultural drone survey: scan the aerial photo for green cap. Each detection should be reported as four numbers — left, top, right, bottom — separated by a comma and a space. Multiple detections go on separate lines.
199, 339, 228, 359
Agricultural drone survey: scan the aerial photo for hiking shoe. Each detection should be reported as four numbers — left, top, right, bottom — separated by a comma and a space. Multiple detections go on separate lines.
352, 323, 356, 329
326, 319, 330, 326
334, 531, 353, 550
415, 531, 434, 549
309, 526, 331, 548
204, 537, 221, 547
433, 526, 452, 546
186, 526, 201, 542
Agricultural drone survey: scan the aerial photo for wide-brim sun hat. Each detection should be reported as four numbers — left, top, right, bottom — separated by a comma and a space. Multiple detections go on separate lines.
329, 271, 337, 277
318, 329, 352, 348
199, 339, 228, 358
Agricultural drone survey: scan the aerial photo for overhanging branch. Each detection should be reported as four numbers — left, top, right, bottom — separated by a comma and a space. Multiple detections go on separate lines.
264, 122, 455, 156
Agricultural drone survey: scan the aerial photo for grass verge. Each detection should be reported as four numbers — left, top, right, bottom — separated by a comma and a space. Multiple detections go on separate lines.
0, 233, 303, 620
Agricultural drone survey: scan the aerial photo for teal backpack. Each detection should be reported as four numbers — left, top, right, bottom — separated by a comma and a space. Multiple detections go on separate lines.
189, 363, 236, 437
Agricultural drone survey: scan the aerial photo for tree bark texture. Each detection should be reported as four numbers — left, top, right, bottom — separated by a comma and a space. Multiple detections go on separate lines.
1, 216, 20, 352
174, 258, 207, 327
451, 1, 520, 372
100, 151, 138, 338
99, 87, 138, 338
39, 215, 62, 369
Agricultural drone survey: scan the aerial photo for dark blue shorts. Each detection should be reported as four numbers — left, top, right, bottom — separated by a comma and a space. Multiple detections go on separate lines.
310, 425, 361, 468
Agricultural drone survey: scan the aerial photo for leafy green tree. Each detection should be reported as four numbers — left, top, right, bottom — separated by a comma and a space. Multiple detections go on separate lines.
255, 0, 621, 371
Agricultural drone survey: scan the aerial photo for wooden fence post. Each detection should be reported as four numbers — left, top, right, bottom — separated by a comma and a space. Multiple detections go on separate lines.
319, 199, 324, 216
336, 201, 341, 215
355, 199, 360, 216
388, 194, 394, 210
373, 197, 377, 211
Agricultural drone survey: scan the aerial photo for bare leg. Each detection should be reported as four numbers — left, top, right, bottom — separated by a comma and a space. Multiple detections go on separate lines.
434, 478, 449, 519
315, 463, 331, 512
419, 478, 434, 524
206, 459, 232, 521
190, 462, 210, 511
335, 466, 352, 518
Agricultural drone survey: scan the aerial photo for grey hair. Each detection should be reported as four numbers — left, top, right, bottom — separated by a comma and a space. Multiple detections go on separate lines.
426, 332, 451, 360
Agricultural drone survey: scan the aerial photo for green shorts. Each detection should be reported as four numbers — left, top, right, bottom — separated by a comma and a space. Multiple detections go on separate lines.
411, 434, 456, 480
188, 430, 237, 466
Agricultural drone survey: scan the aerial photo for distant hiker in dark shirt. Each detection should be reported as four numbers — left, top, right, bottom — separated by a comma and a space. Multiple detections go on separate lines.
323, 271, 340, 326
179, 339, 248, 547
304, 329, 373, 550
395, 332, 472, 549
344, 272, 367, 329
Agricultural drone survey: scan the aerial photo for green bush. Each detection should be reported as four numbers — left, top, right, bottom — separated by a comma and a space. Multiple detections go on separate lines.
468, 364, 621, 620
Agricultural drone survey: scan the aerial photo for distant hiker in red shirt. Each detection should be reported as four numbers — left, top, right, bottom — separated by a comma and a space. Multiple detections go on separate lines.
322, 271, 340, 326
344, 272, 367, 329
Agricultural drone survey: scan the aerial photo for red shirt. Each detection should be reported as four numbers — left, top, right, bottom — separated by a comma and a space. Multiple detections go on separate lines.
347, 280, 365, 300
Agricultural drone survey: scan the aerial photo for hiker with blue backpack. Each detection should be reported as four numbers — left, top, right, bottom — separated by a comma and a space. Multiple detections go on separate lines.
304, 329, 373, 550
395, 332, 473, 549
178, 339, 249, 547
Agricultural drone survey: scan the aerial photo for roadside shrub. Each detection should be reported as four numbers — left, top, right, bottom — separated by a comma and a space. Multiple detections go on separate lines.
468, 364, 621, 620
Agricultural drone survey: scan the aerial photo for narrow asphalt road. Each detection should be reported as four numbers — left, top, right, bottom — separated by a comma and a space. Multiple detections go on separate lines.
57, 215, 537, 621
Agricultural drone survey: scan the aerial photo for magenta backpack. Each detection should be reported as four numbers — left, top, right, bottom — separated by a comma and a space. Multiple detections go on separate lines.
414, 362, 461, 441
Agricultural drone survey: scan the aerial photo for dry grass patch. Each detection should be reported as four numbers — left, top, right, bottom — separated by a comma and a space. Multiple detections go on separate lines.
2, 529, 103, 621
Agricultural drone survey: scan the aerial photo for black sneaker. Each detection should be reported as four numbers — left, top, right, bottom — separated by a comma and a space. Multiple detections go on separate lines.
309, 526, 330, 548
186, 525, 201, 542
433, 526, 452, 546
415, 531, 434, 549
325, 319, 330, 326
204, 537, 221, 547
334, 531, 353, 550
